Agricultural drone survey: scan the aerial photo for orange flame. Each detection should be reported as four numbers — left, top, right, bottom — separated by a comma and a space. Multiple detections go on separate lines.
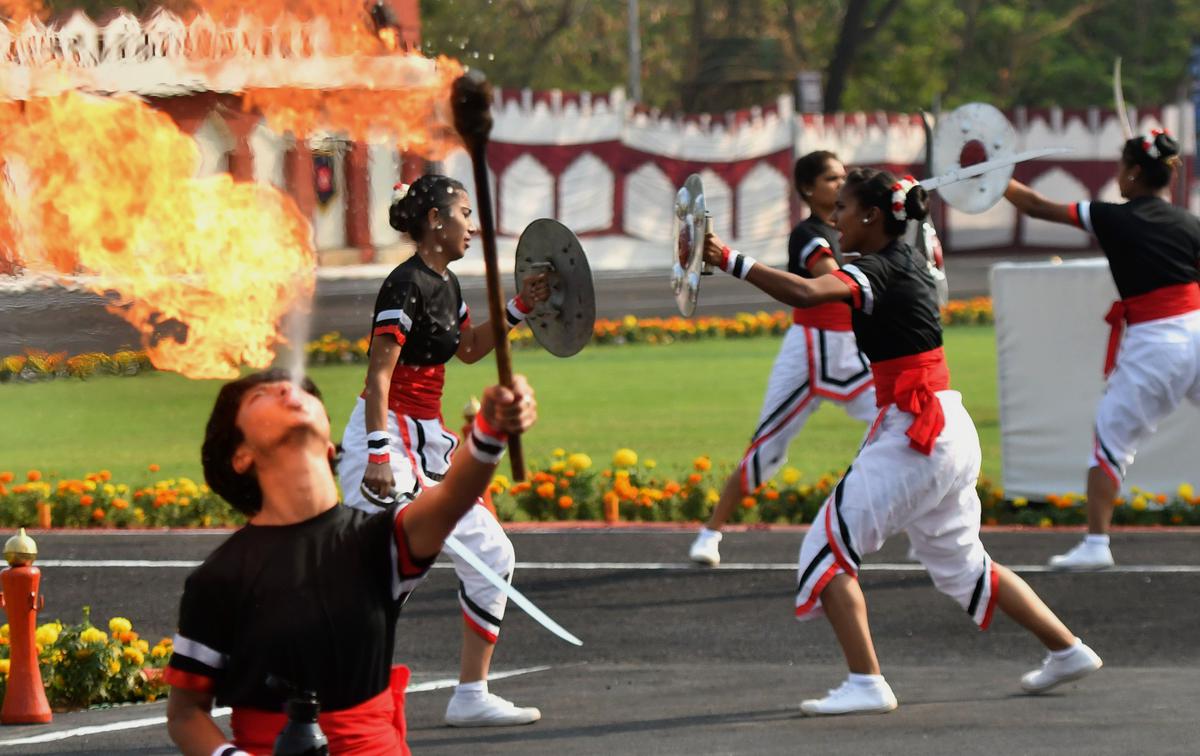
0, 0, 43, 24
0, 93, 314, 379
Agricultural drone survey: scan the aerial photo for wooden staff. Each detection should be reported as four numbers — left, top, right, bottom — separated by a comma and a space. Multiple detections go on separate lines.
451, 71, 526, 480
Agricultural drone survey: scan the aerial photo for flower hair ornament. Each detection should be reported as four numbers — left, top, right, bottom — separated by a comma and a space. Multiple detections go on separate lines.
1142, 129, 1168, 160
391, 182, 411, 202
890, 175, 918, 221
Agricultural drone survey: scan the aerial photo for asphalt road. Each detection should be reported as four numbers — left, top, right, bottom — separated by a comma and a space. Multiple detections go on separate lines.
4, 528, 1198, 755
0, 252, 1095, 356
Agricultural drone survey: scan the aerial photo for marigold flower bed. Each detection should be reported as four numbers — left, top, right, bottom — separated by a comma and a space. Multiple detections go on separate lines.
3, 449, 1197, 531
1, 300, 995, 382
0, 610, 170, 710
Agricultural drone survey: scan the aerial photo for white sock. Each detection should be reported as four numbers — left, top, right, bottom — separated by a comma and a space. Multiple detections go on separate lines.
1084, 534, 1110, 547
1049, 638, 1082, 660
701, 527, 722, 539
455, 680, 488, 697
847, 672, 885, 687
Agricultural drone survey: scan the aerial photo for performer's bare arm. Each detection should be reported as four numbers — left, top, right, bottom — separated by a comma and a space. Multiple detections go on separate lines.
166, 688, 229, 756
405, 376, 536, 560
1004, 178, 1076, 225
363, 337, 403, 495
702, 232, 853, 308
457, 274, 551, 364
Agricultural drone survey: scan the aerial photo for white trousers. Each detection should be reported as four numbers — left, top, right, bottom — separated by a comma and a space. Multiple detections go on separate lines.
739, 325, 877, 492
339, 397, 515, 641
1092, 311, 1200, 486
794, 391, 998, 630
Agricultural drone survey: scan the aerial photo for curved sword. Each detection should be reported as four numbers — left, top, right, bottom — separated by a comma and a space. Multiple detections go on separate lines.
360, 482, 584, 646
1113, 57, 1134, 140
918, 147, 1072, 192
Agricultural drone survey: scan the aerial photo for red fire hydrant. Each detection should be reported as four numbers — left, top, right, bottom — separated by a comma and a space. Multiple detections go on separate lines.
0, 528, 51, 724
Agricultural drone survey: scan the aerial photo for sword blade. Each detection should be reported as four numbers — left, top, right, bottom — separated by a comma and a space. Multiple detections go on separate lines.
443, 534, 584, 647
919, 148, 1072, 192
1113, 57, 1134, 140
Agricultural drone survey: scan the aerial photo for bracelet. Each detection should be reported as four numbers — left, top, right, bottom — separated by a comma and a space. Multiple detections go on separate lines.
467, 412, 508, 465
505, 295, 532, 327
367, 431, 391, 465
720, 246, 756, 280
212, 744, 250, 756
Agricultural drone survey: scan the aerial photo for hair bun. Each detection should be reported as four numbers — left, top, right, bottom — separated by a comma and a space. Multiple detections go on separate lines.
905, 185, 930, 223
1154, 131, 1180, 160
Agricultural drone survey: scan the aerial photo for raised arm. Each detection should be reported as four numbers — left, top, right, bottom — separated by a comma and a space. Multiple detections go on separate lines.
403, 376, 536, 560
362, 337, 403, 498
701, 231, 853, 308
1004, 178, 1077, 226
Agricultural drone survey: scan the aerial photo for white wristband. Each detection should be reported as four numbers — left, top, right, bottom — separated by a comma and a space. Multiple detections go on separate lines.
467, 414, 508, 465
366, 430, 391, 464
721, 247, 756, 279
505, 296, 532, 327
211, 744, 250, 756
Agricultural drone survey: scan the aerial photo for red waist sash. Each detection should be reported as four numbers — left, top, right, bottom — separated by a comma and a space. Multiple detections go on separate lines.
231, 666, 411, 756
1103, 282, 1200, 376
792, 301, 853, 331
871, 348, 951, 456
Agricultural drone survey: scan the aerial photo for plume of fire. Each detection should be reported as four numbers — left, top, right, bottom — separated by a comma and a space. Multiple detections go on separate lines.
0, 92, 315, 379
0, 0, 42, 24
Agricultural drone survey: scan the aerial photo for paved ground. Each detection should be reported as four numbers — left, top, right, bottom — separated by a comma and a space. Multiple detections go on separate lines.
3, 528, 1198, 755
0, 252, 1095, 356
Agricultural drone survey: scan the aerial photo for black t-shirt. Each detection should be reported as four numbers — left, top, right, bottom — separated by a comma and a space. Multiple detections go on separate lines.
1074, 197, 1200, 299
370, 256, 469, 366
165, 505, 434, 712
836, 241, 943, 362
787, 216, 842, 277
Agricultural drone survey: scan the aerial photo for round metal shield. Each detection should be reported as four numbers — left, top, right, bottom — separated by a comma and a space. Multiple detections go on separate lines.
930, 103, 1016, 214
670, 173, 706, 316
514, 219, 596, 357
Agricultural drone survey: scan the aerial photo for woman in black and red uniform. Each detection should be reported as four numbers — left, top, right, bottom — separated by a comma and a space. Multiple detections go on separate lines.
165, 368, 536, 755
687, 150, 877, 567
704, 168, 1101, 716
1005, 131, 1200, 570
337, 174, 548, 726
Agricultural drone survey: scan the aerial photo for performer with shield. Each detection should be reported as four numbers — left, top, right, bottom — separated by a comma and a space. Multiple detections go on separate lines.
337, 174, 549, 727
687, 151, 878, 566
1004, 130, 1200, 570
166, 368, 537, 754
703, 167, 1101, 715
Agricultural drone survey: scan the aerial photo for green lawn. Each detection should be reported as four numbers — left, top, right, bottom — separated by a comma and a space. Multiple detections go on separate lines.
0, 327, 999, 485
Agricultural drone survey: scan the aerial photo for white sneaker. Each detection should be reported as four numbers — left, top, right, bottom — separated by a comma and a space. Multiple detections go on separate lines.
688, 528, 722, 566
1048, 539, 1114, 570
800, 677, 898, 716
445, 691, 541, 727
1021, 642, 1103, 693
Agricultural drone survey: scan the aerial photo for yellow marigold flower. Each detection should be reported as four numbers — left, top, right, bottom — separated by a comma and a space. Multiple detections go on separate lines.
1132, 495, 1148, 511
693, 456, 713, 472
123, 647, 145, 666
0, 659, 9, 676
612, 448, 638, 468
80, 627, 108, 645
0, 624, 8, 639
35, 623, 60, 646
552, 448, 566, 458
84, 480, 96, 492
134, 507, 145, 522
151, 645, 169, 659
1038, 517, 1053, 528
706, 488, 720, 504
136, 639, 149, 653
644, 459, 657, 469
108, 660, 121, 675
108, 617, 132, 635
622, 315, 637, 328
549, 461, 566, 473
492, 474, 511, 491
567, 453, 592, 471
102, 483, 116, 496
781, 467, 802, 485
1178, 483, 1195, 501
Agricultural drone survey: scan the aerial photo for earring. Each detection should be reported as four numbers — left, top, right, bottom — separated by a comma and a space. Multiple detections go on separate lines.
803, 191, 812, 197
861, 218, 869, 224
435, 223, 443, 230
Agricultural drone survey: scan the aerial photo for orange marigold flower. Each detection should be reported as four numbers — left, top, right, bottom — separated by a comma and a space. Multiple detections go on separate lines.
148, 464, 160, 473
112, 498, 129, 510
99, 470, 112, 482
602, 491, 619, 508
0, 472, 12, 484
80, 495, 94, 506
536, 482, 556, 499
664, 482, 682, 496
693, 456, 712, 472
687, 473, 703, 485
92, 508, 105, 522
557, 496, 573, 509
765, 490, 780, 501
26, 470, 41, 482
1155, 494, 1167, 504
741, 496, 756, 508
